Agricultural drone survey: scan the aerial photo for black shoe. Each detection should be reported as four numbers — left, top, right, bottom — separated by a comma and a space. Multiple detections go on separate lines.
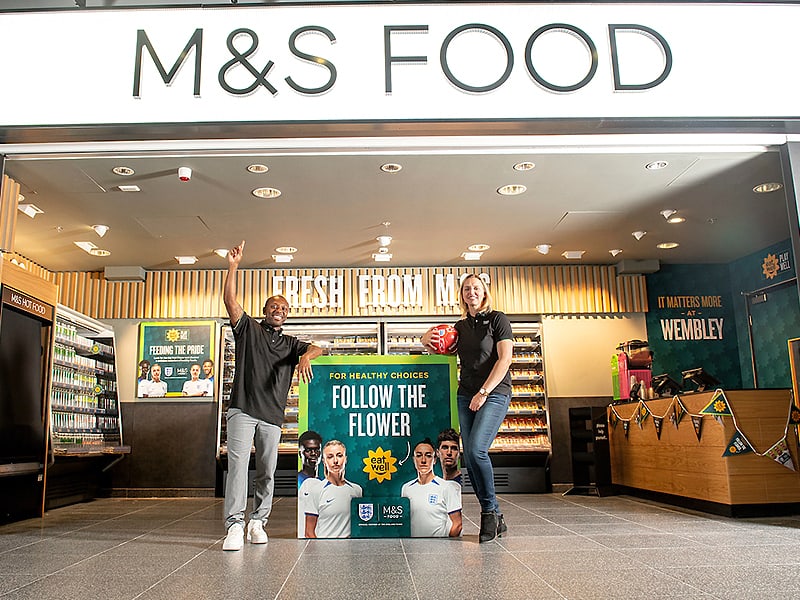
479, 512, 498, 543
496, 513, 507, 537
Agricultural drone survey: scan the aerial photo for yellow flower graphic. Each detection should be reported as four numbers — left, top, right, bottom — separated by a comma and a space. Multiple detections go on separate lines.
713, 400, 727, 413
762, 253, 779, 279
165, 328, 182, 342
729, 445, 738, 454
362, 447, 398, 483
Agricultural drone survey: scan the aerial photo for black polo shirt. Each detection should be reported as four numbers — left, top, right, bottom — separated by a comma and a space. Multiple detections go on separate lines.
454, 310, 513, 397
229, 313, 310, 426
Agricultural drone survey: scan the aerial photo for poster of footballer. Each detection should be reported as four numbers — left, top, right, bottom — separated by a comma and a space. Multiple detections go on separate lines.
297, 355, 461, 539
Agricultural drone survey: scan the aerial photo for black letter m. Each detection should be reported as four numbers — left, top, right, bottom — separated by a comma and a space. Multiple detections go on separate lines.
133, 29, 202, 97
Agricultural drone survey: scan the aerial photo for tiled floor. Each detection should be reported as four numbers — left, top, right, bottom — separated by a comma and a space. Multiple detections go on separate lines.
2, 493, 800, 600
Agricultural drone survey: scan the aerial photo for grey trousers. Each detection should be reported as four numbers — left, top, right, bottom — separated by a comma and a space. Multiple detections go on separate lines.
224, 408, 282, 530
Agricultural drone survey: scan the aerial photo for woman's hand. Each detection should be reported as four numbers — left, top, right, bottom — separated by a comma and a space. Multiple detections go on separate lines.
421, 326, 440, 354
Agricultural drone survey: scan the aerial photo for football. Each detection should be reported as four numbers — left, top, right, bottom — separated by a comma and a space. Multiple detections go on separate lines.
430, 324, 458, 354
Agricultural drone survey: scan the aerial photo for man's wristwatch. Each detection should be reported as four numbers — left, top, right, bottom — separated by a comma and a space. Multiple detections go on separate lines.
479, 387, 489, 397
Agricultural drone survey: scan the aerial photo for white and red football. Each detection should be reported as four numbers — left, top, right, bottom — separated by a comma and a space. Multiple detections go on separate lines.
430, 324, 458, 354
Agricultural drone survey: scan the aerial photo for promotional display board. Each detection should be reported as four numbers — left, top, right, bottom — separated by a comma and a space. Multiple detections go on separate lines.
136, 321, 217, 399
297, 355, 459, 538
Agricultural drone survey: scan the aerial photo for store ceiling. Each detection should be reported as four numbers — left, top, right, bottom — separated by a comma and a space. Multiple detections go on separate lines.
2, 135, 792, 273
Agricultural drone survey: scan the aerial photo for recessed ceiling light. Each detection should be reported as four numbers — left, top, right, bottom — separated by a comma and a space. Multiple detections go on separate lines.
468, 244, 490, 252
89, 248, 111, 257
461, 252, 483, 261
17, 193, 25, 202
561, 250, 585, 259
112, 166, 135, 176
272, 254, 293, 263
92, 224, 109, 237
275, 246, 298, 254
372, 252, 392, 262
252, 187, 281, 199
377, 235, 393, 247
175, 256, 198, 265
213, 248, 228, 258
247, 164, 269, 174
753, 182, 783, 193
632, 230, 647, 241
18, 203, 44, 218
667, 216, 685, 224
513, 161, 535, 172
118, 185, 141, 192
497, 184, 527, 196
380, 163, 402, 173
657, 242, 680, 249
535, 244, 551, 255
609, 249, 623, 257
74, 241, 98, 254
645, 160, 669, 170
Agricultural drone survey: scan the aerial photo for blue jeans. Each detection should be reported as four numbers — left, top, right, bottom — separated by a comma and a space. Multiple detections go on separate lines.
457, 392, 510, 514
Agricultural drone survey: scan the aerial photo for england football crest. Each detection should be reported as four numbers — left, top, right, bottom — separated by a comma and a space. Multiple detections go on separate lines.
358, 503, 374, 522
164, 366, 173, 377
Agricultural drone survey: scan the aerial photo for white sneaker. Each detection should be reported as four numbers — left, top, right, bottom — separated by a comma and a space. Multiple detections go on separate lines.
247, 519, 268, 544
223, 523, 244, 551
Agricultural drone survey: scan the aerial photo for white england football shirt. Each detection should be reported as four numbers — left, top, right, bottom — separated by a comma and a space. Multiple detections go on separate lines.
401, 476, 462, 537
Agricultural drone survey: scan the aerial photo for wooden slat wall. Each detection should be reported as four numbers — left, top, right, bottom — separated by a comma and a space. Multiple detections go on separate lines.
43, 265, 648, 320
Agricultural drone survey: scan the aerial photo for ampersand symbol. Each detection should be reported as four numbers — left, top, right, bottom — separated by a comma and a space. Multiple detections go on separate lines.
218, 28, 277, 95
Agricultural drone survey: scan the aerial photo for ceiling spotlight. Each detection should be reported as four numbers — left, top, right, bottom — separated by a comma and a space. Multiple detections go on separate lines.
252, 187, 281, 199
18, 203, 44, 219
18, 193, 25, 202
178, 166, 192, 182
89, 248, 111, 257
609, 249, 623, 257
175, 256, 198, 265
632, 230, 647, 241
275, 246, 298, 254
753, 182, 783, 193
376, 235, 393, 247
468, 243, 490, 252
561, 250, 585, 260
246, 163, 269, 174
272, 254, 293, 263
380, 163, 402, 173
372, 252, 392, 262
461, 252, 483, 261
657, 242, 680, 249
513, 161, 535, 172
645, 160, 669, 170
213, 248, 228, 258
112, 166, 135, 176
497, 184, 527, 196
535, 244, 551, 255
660, 209, 677, 220
118, 185, 141, 192
92, 224, 109, 238
74, 241, 98, 254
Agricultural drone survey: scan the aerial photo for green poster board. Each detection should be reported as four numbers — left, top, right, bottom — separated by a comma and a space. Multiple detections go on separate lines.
297, 355, 458, 539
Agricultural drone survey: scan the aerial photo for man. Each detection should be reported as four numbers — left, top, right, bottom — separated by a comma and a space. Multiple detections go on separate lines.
401, 438, 462, 537
298, 430, 322, 487
437, 428, 462, 484
222, 240, 324, 551
202, 359, 215, 385
137, 359, 150, 382
139, 363, 168, 398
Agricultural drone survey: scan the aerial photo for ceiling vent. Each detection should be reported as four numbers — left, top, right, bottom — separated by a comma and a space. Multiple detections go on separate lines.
104, 266, 146, 282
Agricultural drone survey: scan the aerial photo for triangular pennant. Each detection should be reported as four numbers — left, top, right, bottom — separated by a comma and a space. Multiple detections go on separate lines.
763, 437, 796, 471
623, 420, 630, 438
674, 397, 686, 427
691, 415, 703, 441
609, 411, 618, 429
700, 389, 733, 416
714, 415, 724, 426
789, 403, 800, 425
653, 416, 664, 440
722, 430, 755, 457
637, 402, 650, 428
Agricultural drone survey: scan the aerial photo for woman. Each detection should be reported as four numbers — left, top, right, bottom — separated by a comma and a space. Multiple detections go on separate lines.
300, 439, 362, 538
422, 274, 513, 543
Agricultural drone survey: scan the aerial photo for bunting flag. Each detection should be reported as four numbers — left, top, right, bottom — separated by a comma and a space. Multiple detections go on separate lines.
763, 437, 796, 471
714, 415, 724, 426
674, 396, 688, 427
691, 415, 703, 441
623, 420, 630, 438
637, 402, 650, 428
699, 389, 733, 416
722, 430, 755, 457
653, 416, 664, 440
789, 402, 800, 426
609, 411, 618, 429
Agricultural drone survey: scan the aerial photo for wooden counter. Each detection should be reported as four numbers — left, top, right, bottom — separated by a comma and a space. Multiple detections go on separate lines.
609, 389, 800, 516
